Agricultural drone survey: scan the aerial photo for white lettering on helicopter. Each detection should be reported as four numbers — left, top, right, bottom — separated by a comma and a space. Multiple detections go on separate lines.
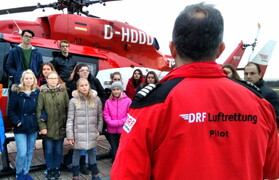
104, 25, 153, 45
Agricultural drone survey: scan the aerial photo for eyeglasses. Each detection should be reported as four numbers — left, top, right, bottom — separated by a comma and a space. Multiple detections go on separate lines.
60, 45, 69, 48
23, 35, 33, 39
79, 69, 89, 72
47, 77, 58, 80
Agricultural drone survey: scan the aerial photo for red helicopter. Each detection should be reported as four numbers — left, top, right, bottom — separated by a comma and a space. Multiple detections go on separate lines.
0, 0, 175, 130
0, 1, 276, 177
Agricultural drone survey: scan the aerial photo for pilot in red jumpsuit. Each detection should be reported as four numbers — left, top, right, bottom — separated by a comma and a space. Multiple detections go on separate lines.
111, 3, 279, 180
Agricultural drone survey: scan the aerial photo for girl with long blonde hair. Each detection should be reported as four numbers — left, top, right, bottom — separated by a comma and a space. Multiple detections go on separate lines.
8, 69, 39, 180
66, 78, 103, 180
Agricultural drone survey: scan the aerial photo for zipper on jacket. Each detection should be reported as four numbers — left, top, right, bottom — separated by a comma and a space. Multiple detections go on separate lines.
22, 98, 26, 125
116, 98, 118, 132
86, 100, 89, 150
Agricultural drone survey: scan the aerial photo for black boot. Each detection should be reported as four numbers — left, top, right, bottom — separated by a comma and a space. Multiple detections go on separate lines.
80, 155, 90, 175
72, 166, 80, 180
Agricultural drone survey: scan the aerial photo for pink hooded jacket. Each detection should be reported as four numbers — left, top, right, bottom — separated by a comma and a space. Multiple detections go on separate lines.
103, 92, 132, 134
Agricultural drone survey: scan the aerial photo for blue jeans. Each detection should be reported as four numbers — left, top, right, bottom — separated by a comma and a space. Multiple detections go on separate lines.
14, 132, 37, 175
80, 148, 97, 164
44, 139, 64, 169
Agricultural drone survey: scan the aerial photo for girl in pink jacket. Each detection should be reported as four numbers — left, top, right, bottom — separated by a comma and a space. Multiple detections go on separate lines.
103, 82, 131, 162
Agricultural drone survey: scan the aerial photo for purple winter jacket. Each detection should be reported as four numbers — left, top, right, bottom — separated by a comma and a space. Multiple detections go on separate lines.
103, 92, 132, 134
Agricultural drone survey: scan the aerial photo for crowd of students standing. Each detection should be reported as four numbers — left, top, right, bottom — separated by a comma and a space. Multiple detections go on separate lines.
5, 30, 161, 180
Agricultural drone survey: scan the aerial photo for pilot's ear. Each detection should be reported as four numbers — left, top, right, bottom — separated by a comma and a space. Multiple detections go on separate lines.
216, 42, 225, 58
169, 41, 177, 59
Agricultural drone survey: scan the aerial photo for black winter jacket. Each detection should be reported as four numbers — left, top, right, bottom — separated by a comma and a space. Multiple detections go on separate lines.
50, 52, 77, 83
255, 78, 279, 126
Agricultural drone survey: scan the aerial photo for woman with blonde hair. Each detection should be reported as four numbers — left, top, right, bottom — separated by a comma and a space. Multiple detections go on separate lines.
66, 78, 103, 180
8, 69, 40, 180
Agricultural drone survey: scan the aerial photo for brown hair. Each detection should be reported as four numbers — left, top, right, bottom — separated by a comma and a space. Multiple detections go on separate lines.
244, 62, 261, 74
38, 62, 56, 78
60, 40, 70, 47
68, 63, 91, 81
110, 72, 122, 84
46, 71, 64, 84
145, 71, 159, 84
222, 64, 241, 80
131, 69, 144, 88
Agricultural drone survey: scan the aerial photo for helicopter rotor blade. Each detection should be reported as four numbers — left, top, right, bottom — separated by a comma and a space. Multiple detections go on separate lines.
0, 6, 38, 15
0, 0, 122, 16
84, 0, 122, 5
81, 11, 100, 18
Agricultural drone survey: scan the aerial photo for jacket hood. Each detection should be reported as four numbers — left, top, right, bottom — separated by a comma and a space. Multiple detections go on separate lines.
72, 89, 98, 99
40, 83, 67, 92
112, 91, 129, 100
18, 43, 36, 50
11, 84, 21, 92
11, 84, 38, 93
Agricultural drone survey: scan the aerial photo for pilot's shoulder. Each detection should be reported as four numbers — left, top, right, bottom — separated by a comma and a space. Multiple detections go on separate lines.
130, 78, 184, 109
230, 78, 263, 98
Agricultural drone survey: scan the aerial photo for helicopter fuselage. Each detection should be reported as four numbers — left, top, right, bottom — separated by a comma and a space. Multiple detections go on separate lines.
0, 14, 171, 71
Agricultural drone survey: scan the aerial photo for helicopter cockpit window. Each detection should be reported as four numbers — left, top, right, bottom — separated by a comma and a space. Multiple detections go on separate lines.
36, 47, 99, 77
0, 42, 13, 88
36, 47, 56, 63
153, 37, 160, 50
74, 55, 99, 77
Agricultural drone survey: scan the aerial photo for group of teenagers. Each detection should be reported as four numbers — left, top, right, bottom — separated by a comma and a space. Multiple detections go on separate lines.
5, 29, 161, 180
5, 2, 279, 179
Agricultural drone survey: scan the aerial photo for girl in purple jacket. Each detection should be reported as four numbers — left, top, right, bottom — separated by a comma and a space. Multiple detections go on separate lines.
103, 82, 131, 162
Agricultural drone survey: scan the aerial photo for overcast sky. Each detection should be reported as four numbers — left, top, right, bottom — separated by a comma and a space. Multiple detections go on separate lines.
0, 0, 278, 79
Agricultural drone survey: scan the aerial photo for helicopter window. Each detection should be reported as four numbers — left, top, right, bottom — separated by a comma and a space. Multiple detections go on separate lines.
74, 55, 99, 77
36, 47, 56, 63
153, 37, 160, 50
0, 42, 13, 88
37, 47, 99, 77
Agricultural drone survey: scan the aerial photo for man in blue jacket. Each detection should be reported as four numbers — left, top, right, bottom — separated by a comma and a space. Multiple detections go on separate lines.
5, 29, 43, 84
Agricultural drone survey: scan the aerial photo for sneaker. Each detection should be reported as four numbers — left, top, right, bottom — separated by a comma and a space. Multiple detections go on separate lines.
24, 174, 33, 180
72, 176, 79, 180
45, 169, 53, 180
16, 174, 25, 180
91, 175, 101, 180
53, 169, 61, 180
